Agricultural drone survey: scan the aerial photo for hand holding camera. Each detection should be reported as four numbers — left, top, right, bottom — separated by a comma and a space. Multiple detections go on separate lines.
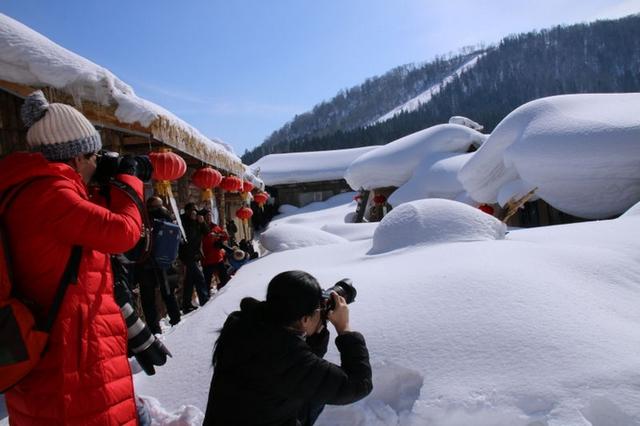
327, 292, 350, 335
321, 279, 356, 335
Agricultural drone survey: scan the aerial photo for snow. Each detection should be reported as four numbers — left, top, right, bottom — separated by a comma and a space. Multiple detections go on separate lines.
345, 124, 487, 190
0, 13, 242, 173
129, 191, 640, 426
448, 116, 484, 131
373, 54, 485, 124
459, 93, 640, 219
388, 152, 474, 206
369, 199, 506, 254
260, 224, 348, 252
250, 146, 378, 186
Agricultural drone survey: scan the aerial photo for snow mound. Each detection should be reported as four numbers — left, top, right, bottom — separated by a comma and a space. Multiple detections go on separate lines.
345, 124, 486, 190
369, 199, 506, 254
278, 204, 299, 215
459, 93, 640, 219
321, 223, 378, 241
388, 152, 473, 207
260, 224, 348, 252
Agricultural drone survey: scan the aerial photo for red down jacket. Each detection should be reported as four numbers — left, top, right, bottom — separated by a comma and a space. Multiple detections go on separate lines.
1, 152, 142, 426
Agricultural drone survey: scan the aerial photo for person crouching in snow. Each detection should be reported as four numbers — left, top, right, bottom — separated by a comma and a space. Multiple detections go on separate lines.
1, 91, 146, 426
203, 270, 372, 425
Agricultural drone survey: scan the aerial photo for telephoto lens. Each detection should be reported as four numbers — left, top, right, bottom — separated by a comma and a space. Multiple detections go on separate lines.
321, 278, 356, 317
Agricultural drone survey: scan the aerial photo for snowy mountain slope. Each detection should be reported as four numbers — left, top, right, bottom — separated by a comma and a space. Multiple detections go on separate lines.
372, 53, 485, 125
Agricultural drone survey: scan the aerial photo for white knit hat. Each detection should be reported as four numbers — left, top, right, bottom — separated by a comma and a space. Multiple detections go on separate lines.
21, 91, 102, 161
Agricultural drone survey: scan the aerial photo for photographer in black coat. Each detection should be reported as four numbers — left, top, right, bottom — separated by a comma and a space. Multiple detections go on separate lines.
203, 270, 372, 426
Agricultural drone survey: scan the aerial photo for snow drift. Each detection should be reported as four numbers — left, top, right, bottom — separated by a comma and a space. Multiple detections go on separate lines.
369, 199, 506, 254
459, 93, 640, 219
388, 152, 474, 207
260, 223, 348, 252
132, 195, 640, 426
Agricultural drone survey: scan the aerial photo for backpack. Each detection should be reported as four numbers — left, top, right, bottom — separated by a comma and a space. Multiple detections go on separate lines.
0, 181, 82, 393
151, 219, 181, 269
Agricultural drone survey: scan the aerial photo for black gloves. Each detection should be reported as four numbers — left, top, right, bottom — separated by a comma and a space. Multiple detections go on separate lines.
135, 338, 172, 376
116, 155, 153, 183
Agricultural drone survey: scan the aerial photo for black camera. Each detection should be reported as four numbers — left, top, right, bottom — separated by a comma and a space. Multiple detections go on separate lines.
320, 278, 356, 318
93, 150, 153, 183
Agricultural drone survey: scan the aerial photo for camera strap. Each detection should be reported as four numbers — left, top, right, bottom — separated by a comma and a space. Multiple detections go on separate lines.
109, 179, 152, 263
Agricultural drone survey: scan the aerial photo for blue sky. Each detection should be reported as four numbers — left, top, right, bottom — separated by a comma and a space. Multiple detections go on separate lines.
2, 0, 639, 155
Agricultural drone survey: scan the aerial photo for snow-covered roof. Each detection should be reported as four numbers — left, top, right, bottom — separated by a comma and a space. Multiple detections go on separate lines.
242, 165, 265, 191
459, 93, 640, 219
0, 13, 244, 176
345, 123, 487, 190
249, 146, 379, 186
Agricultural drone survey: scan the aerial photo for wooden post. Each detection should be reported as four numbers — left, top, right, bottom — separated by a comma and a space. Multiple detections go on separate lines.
501, 187, 539, 224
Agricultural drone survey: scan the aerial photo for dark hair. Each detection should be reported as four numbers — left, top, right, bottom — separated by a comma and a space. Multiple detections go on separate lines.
211, 271, 321, 369
266, 270, 322, 326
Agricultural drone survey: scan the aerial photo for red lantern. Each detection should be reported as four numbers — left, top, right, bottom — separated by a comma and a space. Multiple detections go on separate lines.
354, 194, 362, 202
235, 206, 253, 223
149, 150, 187, 181
192, 167, 223, 201
242, 181, 254, 193
373, 194, 387, 205
220, 176, 242, 192
253, 192, 269, 208
479, 204, 495, 216
149, 150, 187, 196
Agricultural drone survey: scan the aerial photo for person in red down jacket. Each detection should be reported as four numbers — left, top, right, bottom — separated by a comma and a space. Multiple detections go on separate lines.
1, 91, 145, 426
202, 216, 231, 291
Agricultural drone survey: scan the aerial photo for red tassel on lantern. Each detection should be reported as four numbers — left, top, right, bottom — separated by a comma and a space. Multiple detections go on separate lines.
192, 167, 223, 201
236, 206, 253, 224
149, 150, 187, 196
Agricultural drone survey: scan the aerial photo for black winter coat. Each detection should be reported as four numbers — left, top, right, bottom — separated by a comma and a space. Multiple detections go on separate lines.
203, 299, 372, 426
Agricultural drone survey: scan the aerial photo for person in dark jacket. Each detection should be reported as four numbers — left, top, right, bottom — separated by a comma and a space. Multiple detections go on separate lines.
203, 270, 372, 426
179, 203, 209, 312
138, 196, 181, 332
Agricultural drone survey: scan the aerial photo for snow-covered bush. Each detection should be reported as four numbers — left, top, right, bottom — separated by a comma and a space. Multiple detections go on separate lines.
369, 199, 505, 254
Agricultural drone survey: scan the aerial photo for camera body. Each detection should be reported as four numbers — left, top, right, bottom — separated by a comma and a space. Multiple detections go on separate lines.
93, 150, 153, 183
320, 278, 356, 318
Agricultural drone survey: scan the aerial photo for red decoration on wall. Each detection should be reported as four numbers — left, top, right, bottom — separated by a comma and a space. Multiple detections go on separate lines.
478, 204, 495, 215
373, 194, 387, 205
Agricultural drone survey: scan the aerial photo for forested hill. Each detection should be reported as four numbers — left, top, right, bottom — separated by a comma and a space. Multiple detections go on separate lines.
242, 14, 640, 164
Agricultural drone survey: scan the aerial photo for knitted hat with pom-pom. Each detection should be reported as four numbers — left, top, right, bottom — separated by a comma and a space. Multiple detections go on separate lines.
20, 90, 102, 161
